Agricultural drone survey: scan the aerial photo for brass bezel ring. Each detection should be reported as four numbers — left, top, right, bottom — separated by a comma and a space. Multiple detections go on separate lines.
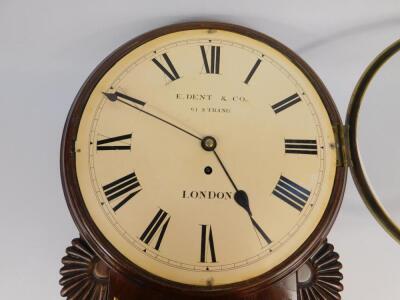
346, 39, 400, 244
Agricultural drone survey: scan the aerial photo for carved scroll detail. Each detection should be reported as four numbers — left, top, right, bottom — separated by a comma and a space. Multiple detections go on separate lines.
60, 238, 109, 299
297, 240, 343, 300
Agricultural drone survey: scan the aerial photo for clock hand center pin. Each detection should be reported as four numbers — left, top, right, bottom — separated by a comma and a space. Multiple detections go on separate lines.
201, 136, 217, 151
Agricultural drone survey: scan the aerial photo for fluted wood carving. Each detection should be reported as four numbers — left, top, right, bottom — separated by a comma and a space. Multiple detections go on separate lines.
60, 238, 110, 299
297, 240, 343, 300
60, 238, 343, 299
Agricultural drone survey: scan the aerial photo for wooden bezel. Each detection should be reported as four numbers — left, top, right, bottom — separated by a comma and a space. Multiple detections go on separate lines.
60, 21, 347, 297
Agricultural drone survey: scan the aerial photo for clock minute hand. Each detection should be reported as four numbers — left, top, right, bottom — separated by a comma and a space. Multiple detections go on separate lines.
104, 91, 146, 106
103, 92, 202, 141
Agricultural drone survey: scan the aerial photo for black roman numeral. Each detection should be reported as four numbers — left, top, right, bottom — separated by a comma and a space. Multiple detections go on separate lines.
273, 176, 310, 211
200, 225, 217, 263
200, 45, 220, 74
285, 139, 317, 155
152, 53, 180, 82
140, 208, 170, 251
271, 93, 302, 113
244, 58, 262, 84
250, 217, 272, 246
102, 172, 142, 212
96, 134, 132, 151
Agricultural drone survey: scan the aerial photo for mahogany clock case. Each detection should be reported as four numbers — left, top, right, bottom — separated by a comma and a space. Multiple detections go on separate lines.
60, 22, 347, 297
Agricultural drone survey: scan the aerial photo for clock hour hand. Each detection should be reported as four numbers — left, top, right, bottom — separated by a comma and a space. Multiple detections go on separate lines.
103, 91, 202, 141
234, 187, 271, 243
213, 152, 271, 242
234, 190, 253, 216
210, 147, 272, 243
211, 150, 253, 216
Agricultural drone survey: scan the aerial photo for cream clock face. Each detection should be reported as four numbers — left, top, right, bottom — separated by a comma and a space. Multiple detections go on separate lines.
74, 28, 337, 286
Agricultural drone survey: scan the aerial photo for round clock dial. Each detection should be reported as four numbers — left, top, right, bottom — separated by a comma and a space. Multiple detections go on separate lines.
65, 24, 342, 288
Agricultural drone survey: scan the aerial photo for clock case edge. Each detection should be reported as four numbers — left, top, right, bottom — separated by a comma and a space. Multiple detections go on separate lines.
60, 21, 347, 297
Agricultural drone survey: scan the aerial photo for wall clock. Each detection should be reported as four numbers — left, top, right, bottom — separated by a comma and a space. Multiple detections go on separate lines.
59, 22, 397, 299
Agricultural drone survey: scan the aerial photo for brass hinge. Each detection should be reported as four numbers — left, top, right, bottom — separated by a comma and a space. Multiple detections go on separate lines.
333, 124, 351, 168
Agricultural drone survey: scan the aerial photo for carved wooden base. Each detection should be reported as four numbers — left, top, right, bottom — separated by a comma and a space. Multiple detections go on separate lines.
107, 271, 297, 300
296, 240, 343, 300
60, 238, 110, 299
60, 238, 343, 300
